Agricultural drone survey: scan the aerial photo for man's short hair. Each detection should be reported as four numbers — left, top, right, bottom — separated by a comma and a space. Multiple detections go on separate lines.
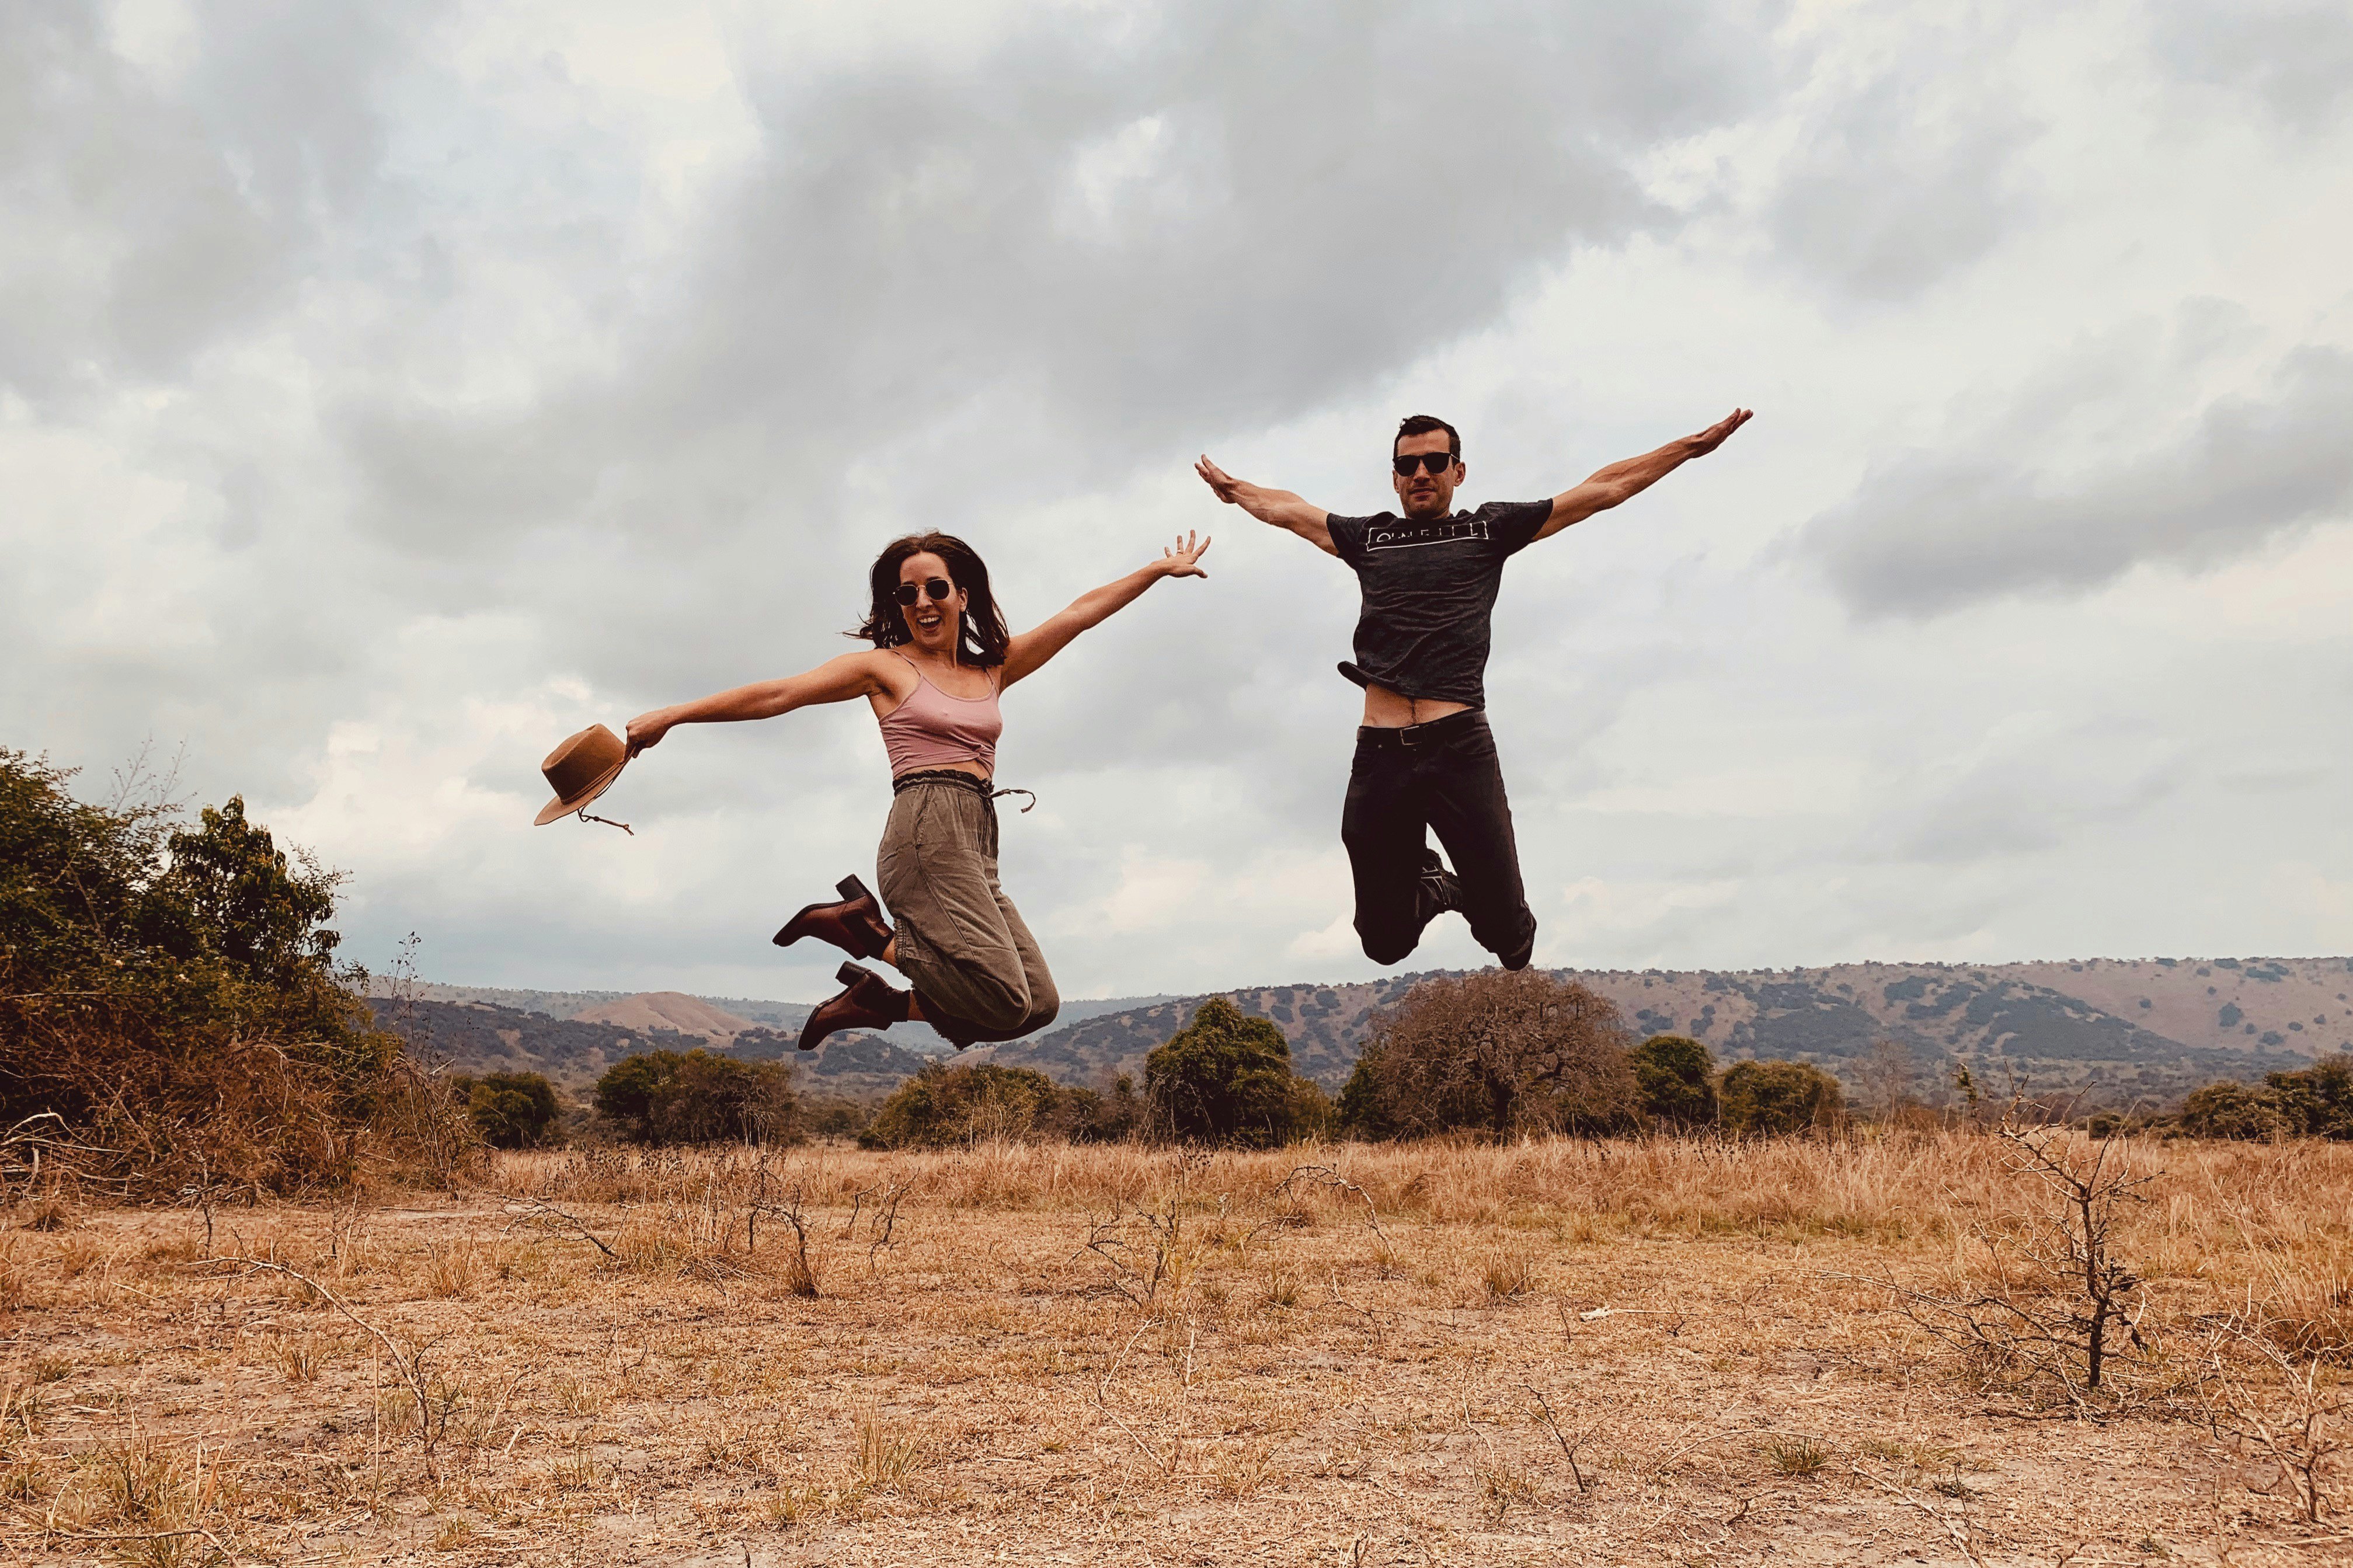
1394, 414, 1461, 459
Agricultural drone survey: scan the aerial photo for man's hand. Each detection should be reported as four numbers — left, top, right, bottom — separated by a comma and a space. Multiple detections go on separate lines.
1686, 407, 1753, 458
1194, 457, 1335, 555
1534, 406, 1756, 542
1194, 456, 1264, 514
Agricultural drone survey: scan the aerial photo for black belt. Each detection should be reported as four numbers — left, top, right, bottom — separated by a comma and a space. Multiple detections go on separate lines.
892, 769, 1036, 812
1355, 708, 1486, 749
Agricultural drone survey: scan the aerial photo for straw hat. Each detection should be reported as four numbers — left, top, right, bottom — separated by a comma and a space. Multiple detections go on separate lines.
534, 724, 630, 827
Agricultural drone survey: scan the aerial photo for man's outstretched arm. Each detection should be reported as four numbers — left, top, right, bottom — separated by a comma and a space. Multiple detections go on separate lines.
1533, 407, 1752, 542
1196, 455, 1338, 556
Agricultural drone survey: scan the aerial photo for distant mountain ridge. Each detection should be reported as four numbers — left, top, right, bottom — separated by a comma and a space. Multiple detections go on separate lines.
377, 957, 2353, 1107
979, 956, 2353, 1104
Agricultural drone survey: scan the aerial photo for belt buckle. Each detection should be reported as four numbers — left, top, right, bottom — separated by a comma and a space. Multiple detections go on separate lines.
1398, 722, 1424, 747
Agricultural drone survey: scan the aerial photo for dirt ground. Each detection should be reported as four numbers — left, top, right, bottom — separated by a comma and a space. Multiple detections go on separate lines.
4, 1138, 2349, 1564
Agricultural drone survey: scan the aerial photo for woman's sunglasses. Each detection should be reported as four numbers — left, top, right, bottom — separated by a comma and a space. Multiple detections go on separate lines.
893, 577, 957, 607
1393, 451, 1457, 477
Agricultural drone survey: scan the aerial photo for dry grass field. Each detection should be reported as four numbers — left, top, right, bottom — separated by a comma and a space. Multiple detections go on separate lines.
4, 1134, 2350, 1566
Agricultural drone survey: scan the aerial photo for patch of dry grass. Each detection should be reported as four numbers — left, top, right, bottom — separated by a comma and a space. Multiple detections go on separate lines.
0, 1133, 2345, 1563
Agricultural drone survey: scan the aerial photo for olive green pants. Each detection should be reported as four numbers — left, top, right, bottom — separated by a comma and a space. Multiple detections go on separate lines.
876, 775, 1059, 1046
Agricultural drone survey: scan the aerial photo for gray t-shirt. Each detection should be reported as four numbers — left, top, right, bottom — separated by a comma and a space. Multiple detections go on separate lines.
1325, 499, 1552, 708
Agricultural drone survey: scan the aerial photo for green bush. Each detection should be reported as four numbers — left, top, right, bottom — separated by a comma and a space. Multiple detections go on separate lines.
2176, 1081, 2282, 1140
1719, 1059, 1845, 1138
1630, 1034, 1718, 1129
1063, 1072, 1149, 1144
591, 1048, 794, 1145
0, 750, 433, 1194
861, 1061, 1060, 1149
449, 1071, 562, 1149
1145, 998, 1327, 1148
2265, 1054, 2353, 1140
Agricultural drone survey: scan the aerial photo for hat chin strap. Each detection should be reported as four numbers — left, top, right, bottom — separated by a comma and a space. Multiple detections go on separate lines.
577, 807, 634, 835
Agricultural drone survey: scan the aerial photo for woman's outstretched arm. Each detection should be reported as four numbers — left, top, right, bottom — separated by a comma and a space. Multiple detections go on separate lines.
625, 651, 888, 755
999, 532, 1210, 688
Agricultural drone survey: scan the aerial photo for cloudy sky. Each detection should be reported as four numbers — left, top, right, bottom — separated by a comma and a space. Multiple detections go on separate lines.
8, 0, 2351, 1009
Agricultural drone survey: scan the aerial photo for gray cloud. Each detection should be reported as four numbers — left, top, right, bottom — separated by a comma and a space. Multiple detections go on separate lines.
2153, 1, 2353, 131
0, 3, 429, 395
1803, 346, 2353, 618
338, 2, 1781, 560
1764, 43, 2040, 301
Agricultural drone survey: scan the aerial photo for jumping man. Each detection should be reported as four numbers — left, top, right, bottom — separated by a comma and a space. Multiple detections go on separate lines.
1196, 408, 1751, 970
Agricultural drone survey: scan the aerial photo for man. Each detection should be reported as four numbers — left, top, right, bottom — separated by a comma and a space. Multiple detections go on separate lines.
1196, 407, 1750, 970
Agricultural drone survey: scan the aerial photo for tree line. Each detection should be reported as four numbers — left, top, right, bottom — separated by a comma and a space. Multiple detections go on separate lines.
555, 971, 1853, 1150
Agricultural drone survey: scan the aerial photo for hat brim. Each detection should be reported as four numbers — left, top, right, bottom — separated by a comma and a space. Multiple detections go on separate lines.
534, 757, 627, 827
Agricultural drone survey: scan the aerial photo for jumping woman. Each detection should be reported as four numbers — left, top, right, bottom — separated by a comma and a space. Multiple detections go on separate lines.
624, 530, 1210, 1051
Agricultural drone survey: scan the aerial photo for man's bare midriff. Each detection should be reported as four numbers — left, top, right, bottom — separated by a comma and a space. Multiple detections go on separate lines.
1360, 682, 1473, 729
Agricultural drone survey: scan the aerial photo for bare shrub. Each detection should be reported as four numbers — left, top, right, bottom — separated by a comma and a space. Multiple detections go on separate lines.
1843, 1121, 2161, 1407
2202, 1311, 2349, 1522
1349, 970, 1636, 1140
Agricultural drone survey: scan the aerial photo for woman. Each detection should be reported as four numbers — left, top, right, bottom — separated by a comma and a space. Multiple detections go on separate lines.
625, 529, 1209, 1051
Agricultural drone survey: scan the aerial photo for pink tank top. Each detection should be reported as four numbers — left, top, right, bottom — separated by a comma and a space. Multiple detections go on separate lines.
878, 654, 1003, 777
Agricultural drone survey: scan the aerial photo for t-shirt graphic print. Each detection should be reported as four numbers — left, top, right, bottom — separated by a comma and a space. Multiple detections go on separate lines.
1324, 498, 1552, 708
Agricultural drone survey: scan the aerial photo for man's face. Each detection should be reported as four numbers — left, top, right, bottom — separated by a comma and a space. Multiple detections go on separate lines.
1391, 430, 1463, 520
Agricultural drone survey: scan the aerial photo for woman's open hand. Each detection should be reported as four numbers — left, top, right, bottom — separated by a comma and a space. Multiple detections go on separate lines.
1158, 530, 1212, 579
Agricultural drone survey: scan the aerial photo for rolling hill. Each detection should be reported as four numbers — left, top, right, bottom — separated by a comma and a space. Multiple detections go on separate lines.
377, 956, 2353, 1109
978, 956, 2353, 1104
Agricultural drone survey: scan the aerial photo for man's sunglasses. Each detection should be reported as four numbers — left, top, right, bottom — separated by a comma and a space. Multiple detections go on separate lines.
1393, 451, 1458, 477
893, 577, 957, 607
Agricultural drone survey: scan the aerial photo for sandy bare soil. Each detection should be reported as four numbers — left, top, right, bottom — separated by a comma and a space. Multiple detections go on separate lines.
4, 1137, 2348, 1565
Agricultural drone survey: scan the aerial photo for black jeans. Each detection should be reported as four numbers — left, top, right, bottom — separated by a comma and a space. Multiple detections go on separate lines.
1341, 709, 1536, 968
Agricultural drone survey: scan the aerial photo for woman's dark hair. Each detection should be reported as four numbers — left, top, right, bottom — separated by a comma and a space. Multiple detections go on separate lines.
850, 532, 1010, 668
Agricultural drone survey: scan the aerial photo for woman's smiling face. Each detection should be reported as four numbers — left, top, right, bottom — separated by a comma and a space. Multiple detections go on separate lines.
897, 551, 968, 655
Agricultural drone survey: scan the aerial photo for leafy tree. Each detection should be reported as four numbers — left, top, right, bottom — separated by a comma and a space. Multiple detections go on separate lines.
1719, 1059, 1845, 1138
2264, 1054, 2353, 1140
1348, 970, 1636, 1140
1145, 997, 1325, 1147
1335, 1058, 1394, 1140
591, 1050, 685, 1141
591, 1048, 793, 1145
1629, 1034, 1718, 1128
1, 751, 416, 1192
450, 1071, 561, 1149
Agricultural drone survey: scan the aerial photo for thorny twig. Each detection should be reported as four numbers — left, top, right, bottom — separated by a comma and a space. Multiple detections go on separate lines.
1522, 1382, 1594, 1493
200, 1254, 448, 1479
494, 1192, 617, 1260
1273, 1164, 1387, 1246
1852, 1464, 1983, 1564
1092, 1317, 1165, 1468
2201, 1308, 2349, 1524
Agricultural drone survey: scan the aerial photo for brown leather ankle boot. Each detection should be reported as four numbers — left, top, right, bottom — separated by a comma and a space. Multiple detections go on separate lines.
774, 875, 893, 961
798, 962, 911, 1051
